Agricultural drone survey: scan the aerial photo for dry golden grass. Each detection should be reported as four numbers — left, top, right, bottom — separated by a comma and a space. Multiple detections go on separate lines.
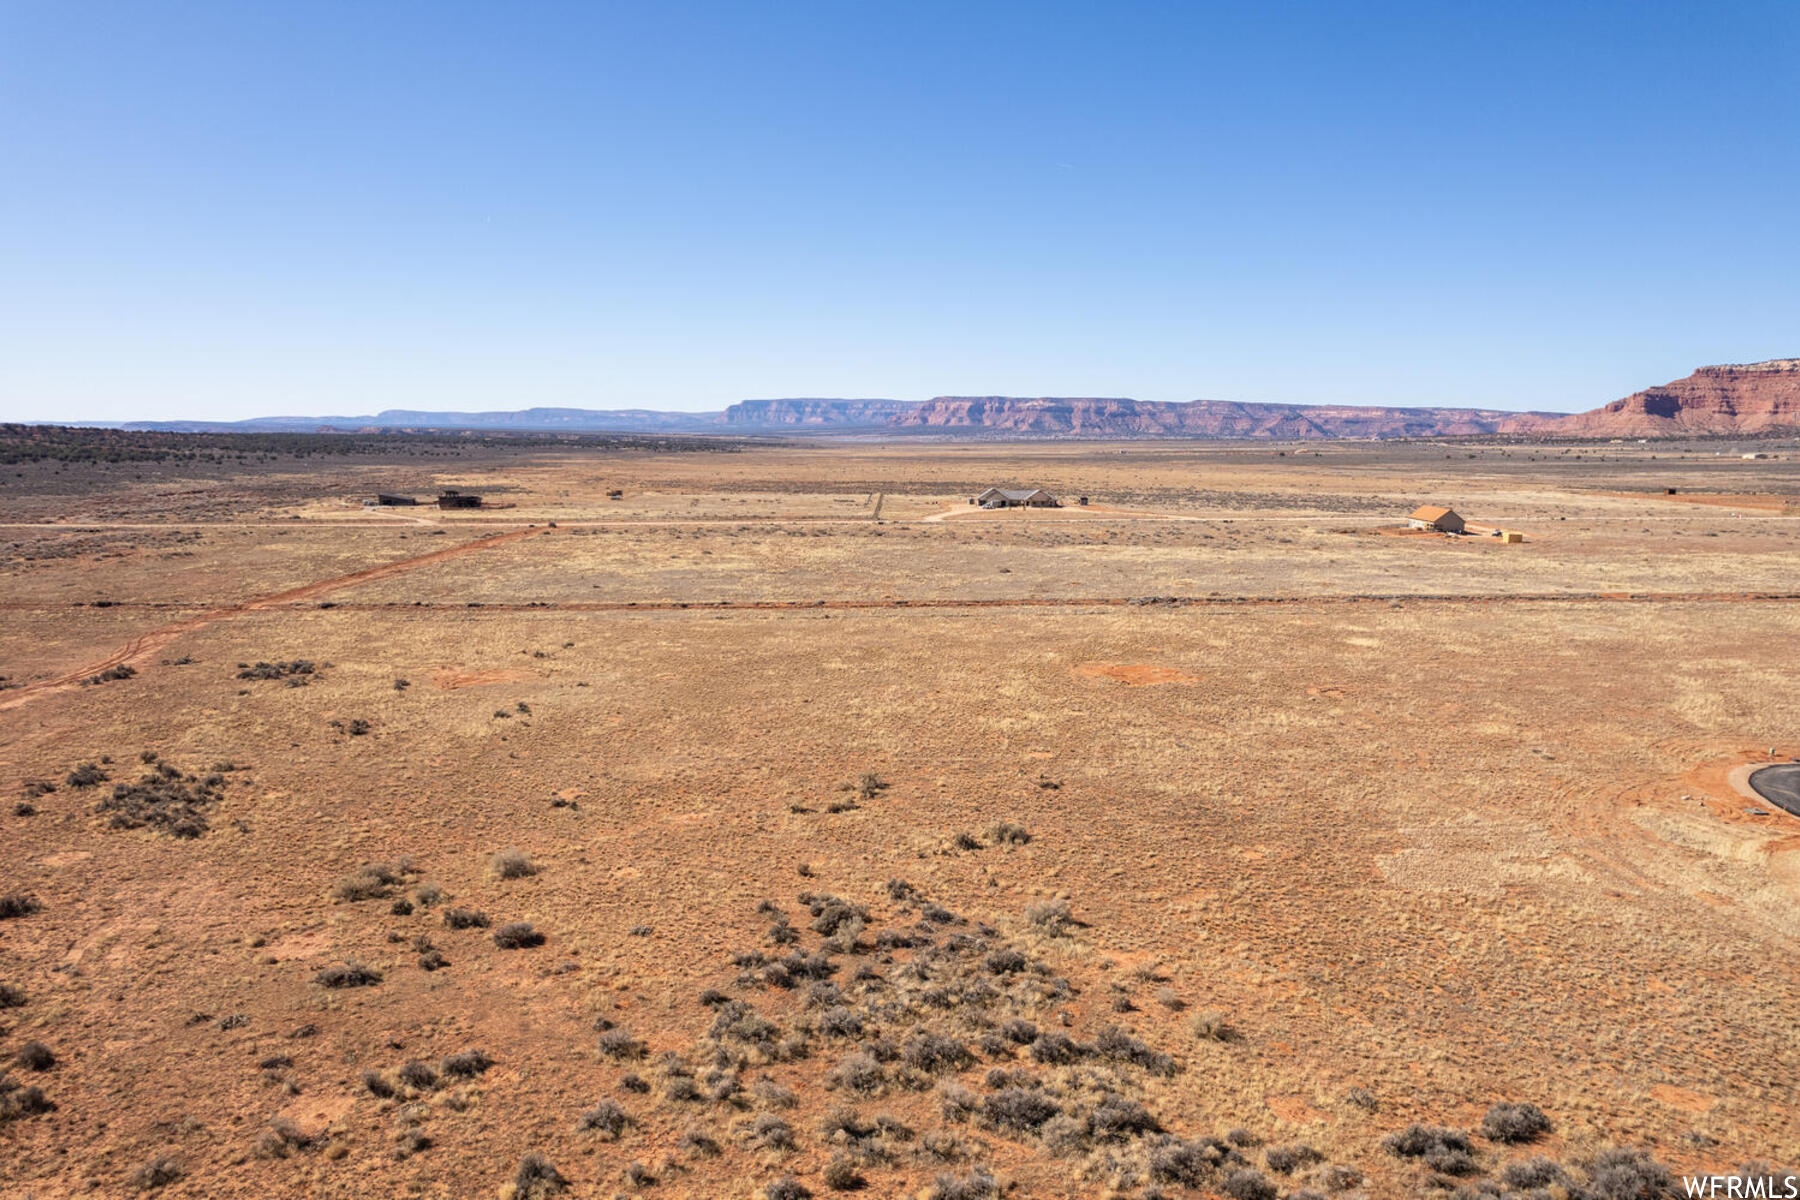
1, 437, 1797, 1197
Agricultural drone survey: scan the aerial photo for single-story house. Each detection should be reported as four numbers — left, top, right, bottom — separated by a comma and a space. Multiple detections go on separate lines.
972, 487, 1060, 509
375, 493, 419, 506
437, 490, 482, 509
1408, 505, 1465, 533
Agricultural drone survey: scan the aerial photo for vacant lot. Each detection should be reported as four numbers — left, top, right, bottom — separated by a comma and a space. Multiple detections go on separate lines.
2, 436, 1796, 1198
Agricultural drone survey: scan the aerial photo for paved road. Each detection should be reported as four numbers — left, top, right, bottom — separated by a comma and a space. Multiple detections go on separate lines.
1749, 764, 1800, 818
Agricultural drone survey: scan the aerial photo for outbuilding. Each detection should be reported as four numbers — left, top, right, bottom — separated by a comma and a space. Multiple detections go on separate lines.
1408, 505, 1465, 533
437, 490, 482, 509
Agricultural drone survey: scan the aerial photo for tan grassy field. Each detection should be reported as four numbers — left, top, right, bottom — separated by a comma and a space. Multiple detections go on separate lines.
2, 436, 1797, 1199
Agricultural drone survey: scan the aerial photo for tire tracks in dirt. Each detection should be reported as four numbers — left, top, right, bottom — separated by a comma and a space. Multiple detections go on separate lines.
0, 526, 548, 713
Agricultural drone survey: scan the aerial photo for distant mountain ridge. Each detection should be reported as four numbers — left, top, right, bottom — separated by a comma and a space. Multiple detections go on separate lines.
719, 399, 912, 426
93, 359, 1800, 439
110, 396, 1554, 438
117, 406, 722, 434
896, 396, 1541, 438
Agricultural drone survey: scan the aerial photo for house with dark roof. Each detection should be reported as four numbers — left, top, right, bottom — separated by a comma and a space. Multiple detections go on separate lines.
972, 487, 1059, 508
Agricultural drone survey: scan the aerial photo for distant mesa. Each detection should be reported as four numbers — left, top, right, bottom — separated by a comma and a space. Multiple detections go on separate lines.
1500, 359, 1800, 437
718, 398, 913, 426
89, 357, 1800, 439
895, 396, 1539, 438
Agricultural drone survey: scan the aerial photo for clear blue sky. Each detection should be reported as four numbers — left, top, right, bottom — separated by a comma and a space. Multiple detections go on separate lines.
2, 1, 1795, 421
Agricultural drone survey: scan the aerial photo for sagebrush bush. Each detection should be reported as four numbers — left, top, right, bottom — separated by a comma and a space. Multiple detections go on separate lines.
982, 1087, 1060, 1131
13, 1042, 55, 1071
823, 1153, 863, 1190
766, 1177, 812, 1200
904, 1033, 973, 1074
1480, 1100, 1552, 1143
1023, 899, 1072, 936
493, 921, 546, 949
1265, 1143, 1320, 1174
928, 1168, 998, 1200
66, 763, 109, 788
1222, 1168, 1278, 1200
332, 863, 404, 902
598, 1029, 646, 1060
1585, 1147, 1674, 1200
441, 1050, 491, 1078
513, 1153, 569, 1199
744, 1113, 796, 1151
1502, 1156, 1568, 1190
490, 848, 538, 879
579, 1099, 629, 1137
680, 1127, 721, 1157
443, 907, 489, 929
986, 821, 1031, 845
0, 895, 42, 920
397, 1061, 439, 1091
1087, 1095, 1160, 1141
1191, 1010, 1236, 1042
313, 961, 381, 988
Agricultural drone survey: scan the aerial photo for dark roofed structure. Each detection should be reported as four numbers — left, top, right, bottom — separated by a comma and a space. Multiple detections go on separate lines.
972, 487, 1059, 508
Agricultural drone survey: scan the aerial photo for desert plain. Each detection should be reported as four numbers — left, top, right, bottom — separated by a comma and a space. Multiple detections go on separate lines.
2, 431, 1797, 1199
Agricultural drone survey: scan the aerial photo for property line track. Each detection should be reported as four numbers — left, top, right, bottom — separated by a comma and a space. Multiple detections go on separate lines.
0, 527, 546, 713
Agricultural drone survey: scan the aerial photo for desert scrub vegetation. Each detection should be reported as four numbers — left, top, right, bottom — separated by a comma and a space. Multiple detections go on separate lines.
1023, 898, 1075, 936
95, 760, 227, 838
493, 921, 545, 948
331, 859, 418, 902
1382, 1123, 1478, 1175
0, 894, 42, 919
577, 1098, 631, 1138
985, 821, 1031, 846
0, 1073, 56, 1122
313, 961, 382, 989
1480, 1099, 1552, 1143
13, 1041, 55, 1071
598, 1028, 647, 1060
236, 659, 317, 683
508, 1153, 569, 1199
440, 1049, 492, 1079
81, 662, 137, 685
490, 847, 539, 879
443, 906, 490, 929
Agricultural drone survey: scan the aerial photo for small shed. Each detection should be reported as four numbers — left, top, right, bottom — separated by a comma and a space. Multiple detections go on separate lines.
376, 494, 419, 506
1408, 505, 1465, 533
973, 487, 1060, 509
437, 490, 482, 509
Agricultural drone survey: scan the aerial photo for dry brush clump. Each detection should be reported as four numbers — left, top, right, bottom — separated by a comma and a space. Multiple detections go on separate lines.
331, 858, 419, 902
0, 1073, 56, 1123
490, 847, 539, 879
236, 659, 316, 683
95, 760, 228, 838
0, 894, 42, 920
